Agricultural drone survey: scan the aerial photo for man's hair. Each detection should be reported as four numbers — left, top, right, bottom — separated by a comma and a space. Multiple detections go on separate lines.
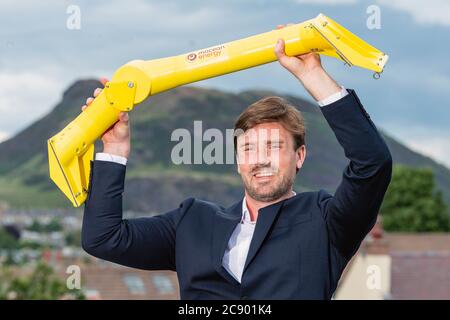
233, 96, 306, 152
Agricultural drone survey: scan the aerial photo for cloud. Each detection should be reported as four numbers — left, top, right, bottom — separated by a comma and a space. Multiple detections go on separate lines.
292, 0, 450, 27
0, 131, 10, 143
0, 71, 64, 134
377, 0, 450, 27
87, 0, 224, 33
386, 124, 450, 169
406, 137, 450, 169
424, 74, 450, 94
294, 0, 357, 4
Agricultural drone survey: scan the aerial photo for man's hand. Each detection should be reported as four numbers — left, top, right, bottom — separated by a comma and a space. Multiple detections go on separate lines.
81, 78, 131, 158
274, 24, 342, 102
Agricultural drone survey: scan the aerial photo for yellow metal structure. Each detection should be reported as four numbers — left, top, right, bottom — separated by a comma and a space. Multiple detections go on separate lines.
48, 13, 389, 207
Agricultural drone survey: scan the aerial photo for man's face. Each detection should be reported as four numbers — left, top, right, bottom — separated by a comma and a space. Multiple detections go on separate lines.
236, 122, 305, 202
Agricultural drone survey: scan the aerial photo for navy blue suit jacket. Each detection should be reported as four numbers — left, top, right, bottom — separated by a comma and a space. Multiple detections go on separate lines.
82, 90, 392, 299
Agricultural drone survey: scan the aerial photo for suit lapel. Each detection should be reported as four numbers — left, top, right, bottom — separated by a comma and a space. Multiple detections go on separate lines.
211, 197, 285, 284
243, 200, 284, 273
211, 200, 242, 285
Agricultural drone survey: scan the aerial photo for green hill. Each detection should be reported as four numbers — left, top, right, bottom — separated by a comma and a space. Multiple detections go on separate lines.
0, 79, 449, 213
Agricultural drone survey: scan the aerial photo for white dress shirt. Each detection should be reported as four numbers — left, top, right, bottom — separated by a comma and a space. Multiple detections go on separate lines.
94, 88, 348, 283
95, 152, 128, 165
221, 196, 256, 283
317, 86, 348, 107
222, 191, 296, 283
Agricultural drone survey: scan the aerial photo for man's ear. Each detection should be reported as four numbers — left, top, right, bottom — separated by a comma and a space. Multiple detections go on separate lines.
235, 152, 241, 174
296, 145, 306, 170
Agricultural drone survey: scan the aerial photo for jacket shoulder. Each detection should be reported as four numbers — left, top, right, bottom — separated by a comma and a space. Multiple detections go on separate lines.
179, 197, 225, 215
292, 190, 332, 204
288, 190, 333, 219
315, 189, 335, 219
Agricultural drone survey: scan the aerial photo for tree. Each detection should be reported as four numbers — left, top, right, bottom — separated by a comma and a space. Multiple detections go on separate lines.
46, 218, 63, 232
65, 230, 81, 247
26, 218, 62, 233
26, 219, 44, 233
0, 262, 85, 300
0, 227, 19, 250
381, 165, 450, 232
0, 227, 19, 266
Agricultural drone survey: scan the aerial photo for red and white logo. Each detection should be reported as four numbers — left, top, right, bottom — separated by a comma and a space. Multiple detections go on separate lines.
187, 53, 197, 61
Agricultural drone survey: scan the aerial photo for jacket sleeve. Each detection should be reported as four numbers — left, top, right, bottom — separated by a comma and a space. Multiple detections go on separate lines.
317, 89, 393, 260
81, 160, 194, 271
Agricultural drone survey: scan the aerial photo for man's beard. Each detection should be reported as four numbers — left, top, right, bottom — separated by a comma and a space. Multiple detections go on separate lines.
242, 166, 295, 202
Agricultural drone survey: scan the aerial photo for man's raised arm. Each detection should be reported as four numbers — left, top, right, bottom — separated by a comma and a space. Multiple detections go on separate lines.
81, 159, 195, 270
317, 91, 392, 259
275, 37, 392, 260
80, 84, 194, 270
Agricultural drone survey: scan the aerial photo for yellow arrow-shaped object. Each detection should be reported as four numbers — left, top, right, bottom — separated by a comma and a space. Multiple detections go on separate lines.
48, 13, 389, 207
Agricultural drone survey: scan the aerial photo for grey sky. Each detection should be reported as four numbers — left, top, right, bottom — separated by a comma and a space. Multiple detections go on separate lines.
1, 0, 449, 167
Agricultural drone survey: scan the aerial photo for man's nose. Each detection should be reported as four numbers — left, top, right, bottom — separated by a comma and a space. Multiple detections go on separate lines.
256, 146, 271, 166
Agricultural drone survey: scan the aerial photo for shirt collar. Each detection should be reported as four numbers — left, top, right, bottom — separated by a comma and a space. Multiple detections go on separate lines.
241, 190, 296, 224
241, 198, 255, 225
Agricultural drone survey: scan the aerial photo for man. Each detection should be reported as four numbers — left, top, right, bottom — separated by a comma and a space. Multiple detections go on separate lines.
81, 30, 392, 299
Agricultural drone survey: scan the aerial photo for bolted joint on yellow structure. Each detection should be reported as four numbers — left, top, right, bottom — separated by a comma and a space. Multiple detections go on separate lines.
48, 75, 150, 207
104, 81, 138, 112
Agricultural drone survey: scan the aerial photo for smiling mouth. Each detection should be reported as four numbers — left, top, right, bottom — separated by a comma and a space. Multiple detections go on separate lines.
253, 171, 276, 178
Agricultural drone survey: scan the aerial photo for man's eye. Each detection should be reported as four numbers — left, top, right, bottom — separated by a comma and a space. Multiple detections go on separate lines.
270, 144, 281, 149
